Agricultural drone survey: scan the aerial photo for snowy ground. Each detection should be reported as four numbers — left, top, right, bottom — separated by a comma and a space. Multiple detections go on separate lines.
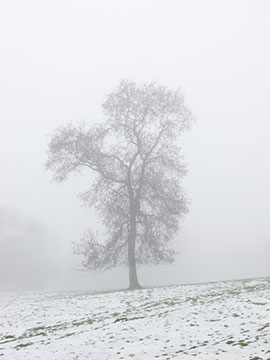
0, 277, 269, 360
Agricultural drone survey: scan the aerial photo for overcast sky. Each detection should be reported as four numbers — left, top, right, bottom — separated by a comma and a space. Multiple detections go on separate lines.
0, 0, 269, 289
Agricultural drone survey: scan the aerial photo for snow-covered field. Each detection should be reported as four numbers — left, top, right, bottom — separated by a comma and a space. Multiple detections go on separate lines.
0, 278, 269, 360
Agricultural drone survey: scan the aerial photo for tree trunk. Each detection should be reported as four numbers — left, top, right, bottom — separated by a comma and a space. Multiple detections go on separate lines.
128, 213, 141, 290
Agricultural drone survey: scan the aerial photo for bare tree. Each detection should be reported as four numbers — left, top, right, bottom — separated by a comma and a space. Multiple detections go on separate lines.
46, 80, 193, 289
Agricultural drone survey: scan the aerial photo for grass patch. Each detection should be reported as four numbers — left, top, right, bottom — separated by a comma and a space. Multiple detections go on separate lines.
257, 323, 269, 331
114, 316, 144, 323
72, 318, 94, 327
15, 342, 33, 350
234, 340, 249, 347
60, 332, 75, 338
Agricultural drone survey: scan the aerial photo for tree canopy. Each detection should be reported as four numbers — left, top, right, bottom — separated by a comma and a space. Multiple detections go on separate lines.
46, 80, 193, 288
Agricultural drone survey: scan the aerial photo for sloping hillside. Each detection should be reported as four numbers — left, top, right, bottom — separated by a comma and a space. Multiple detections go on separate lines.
0, 278, 269, 359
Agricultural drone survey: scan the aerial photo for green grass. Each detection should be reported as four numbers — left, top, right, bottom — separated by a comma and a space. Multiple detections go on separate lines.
15, 342, 33, 350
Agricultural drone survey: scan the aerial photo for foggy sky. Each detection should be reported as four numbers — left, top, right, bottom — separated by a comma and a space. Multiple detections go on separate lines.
0, 0, 269, 290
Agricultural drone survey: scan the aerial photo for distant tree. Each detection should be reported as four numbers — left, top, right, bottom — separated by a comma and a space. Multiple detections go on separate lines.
0, 206, 56, 291
46, 80, 193, 289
